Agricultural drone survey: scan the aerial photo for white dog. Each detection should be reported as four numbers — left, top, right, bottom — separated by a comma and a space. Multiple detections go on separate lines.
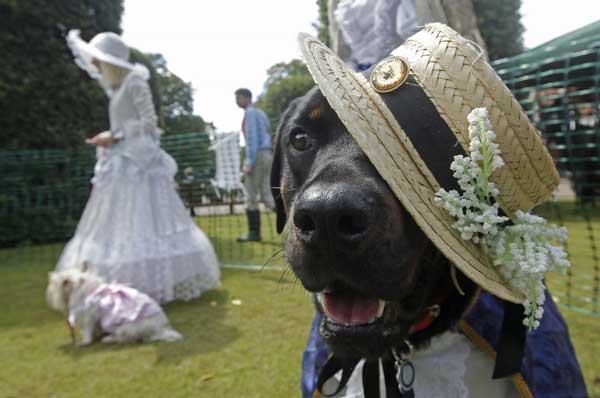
46, 266, 182, 346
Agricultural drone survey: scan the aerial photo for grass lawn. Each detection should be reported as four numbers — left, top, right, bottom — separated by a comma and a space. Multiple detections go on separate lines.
0, 264, 314, 398
1, 261, 598, 397
1, 205, 599, 396
195, 211, 285, 267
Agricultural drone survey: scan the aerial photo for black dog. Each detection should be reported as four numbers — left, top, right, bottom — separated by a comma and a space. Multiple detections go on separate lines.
271, 86, 477, 360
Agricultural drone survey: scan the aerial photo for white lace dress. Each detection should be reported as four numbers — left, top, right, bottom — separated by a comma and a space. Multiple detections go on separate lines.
55, 70, 220, 303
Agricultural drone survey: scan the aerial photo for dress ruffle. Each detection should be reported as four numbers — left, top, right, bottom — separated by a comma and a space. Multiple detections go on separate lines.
56, 148, 220, 303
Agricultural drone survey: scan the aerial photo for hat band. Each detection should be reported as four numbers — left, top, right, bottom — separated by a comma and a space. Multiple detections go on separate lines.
372, 72, 528, 375
371, 72, 465, 193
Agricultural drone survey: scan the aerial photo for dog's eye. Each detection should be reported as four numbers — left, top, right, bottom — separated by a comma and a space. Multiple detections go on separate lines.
290, 128, 311, 151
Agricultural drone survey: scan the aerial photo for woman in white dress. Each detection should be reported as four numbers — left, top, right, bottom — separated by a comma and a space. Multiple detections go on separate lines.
55, 30, 220, 303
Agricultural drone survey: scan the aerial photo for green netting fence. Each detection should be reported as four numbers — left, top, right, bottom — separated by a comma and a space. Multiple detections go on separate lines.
491, 23, 600, 315
492, 22, 600, 205
0, 133, 284, 275
2, 30, 600, 316
1, 132, 597, 316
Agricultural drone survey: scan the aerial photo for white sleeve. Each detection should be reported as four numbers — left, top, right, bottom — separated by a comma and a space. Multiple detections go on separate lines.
122, 74, 159, 137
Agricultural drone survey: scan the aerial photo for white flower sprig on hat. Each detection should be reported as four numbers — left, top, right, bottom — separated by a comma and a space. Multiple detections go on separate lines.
434, 108, 570, 330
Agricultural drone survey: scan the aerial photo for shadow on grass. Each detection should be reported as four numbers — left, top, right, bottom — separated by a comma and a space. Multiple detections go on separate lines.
55, 288, 241, 365
155, 289, 241, 365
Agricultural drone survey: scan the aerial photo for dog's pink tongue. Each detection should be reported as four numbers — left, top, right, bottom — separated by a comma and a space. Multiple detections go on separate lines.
323, 293, 379, 325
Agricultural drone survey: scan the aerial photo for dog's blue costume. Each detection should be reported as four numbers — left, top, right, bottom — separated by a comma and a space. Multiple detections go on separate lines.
463, 290, 587, 398
302, 290, 587, 398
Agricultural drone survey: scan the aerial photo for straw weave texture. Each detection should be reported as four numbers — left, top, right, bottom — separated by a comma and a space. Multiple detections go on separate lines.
299, 32, 525, 302
397, 23, 559, 215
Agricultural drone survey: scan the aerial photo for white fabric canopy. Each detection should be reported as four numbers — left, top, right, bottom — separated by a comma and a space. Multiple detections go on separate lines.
334, 0, 420, 68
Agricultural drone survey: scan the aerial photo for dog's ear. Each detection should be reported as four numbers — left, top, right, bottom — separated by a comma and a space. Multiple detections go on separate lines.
60, 278, 74, 306
271, 98, 300, 234
62, 278, 72, 293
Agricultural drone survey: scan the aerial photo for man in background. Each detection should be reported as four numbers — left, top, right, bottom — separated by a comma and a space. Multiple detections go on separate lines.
235, 88, 274, 242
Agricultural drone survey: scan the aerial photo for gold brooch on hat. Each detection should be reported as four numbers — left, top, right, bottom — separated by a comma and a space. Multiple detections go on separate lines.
370, 56, 409, 93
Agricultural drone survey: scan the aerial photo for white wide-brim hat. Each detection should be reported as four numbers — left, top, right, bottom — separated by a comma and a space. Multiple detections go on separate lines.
298, 24, 560, 303
66, 29, 136, 80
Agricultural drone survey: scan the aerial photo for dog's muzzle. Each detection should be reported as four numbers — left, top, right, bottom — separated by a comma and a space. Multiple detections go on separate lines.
292, 182, 373, 252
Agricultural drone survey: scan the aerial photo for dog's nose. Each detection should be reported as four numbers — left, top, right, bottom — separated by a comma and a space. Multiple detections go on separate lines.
293, 183, 371, 248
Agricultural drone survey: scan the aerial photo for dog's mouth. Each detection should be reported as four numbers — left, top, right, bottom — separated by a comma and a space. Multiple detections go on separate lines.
317, 291, 385, 326
313, 280, 431, 358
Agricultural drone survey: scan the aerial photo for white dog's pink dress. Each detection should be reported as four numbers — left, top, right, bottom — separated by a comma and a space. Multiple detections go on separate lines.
69, 283, 162, 334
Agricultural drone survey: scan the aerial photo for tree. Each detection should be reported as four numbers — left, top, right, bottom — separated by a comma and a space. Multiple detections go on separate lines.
255, 60, 315, 128
147, 53, 206, 134
162, 113, 206, 135
130, 49, 162, 125
315, 0, 330, 47
471, 0, 524, 60
0, 0, 124, 149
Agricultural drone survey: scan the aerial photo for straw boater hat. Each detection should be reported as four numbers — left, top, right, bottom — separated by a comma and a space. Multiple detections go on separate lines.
298, 23, 560, 304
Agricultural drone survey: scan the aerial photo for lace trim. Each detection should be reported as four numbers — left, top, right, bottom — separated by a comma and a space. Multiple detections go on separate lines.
56, 167, 220, 303
58, 248, 220, 303
412, 332, 470, 398
174, 274, 220, 302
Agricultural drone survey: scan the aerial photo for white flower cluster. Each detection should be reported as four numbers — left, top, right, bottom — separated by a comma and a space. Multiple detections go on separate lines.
434, 108, 570, 330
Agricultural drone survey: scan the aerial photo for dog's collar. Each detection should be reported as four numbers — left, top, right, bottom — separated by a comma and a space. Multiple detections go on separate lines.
316, 298, 527, 398
315, 298, 445, 397
409, 302, 442, 335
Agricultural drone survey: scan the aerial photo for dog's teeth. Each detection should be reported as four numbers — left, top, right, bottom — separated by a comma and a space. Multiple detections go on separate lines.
366, 300, 387, 324
376, 300, 386, 318
317, 292, 335, 320
316, 292, 324, 305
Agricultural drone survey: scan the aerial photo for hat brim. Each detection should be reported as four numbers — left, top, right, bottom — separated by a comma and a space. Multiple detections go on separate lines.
67, 30, 135, 80
394, 24, 559, 214
298, 30, 545, 303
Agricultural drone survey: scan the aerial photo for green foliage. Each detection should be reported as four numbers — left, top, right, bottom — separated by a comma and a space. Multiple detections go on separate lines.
0, 0, 124, 149
161, 132, 215, 180
315, 0, 330, 47
129, 49, 162, 127
255, 59, 314, 128
147, 53, 206, 134
473, 0, 524, 60
149, 54, 193, 116
0, 147, 95, 247
263, 59, 312, 88
0, 0, 205, 147
0, 133, 213, 248
162, 113, 206, 135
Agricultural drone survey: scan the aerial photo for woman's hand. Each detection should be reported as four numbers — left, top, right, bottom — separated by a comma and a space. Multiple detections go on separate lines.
86, 131, 116, 148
